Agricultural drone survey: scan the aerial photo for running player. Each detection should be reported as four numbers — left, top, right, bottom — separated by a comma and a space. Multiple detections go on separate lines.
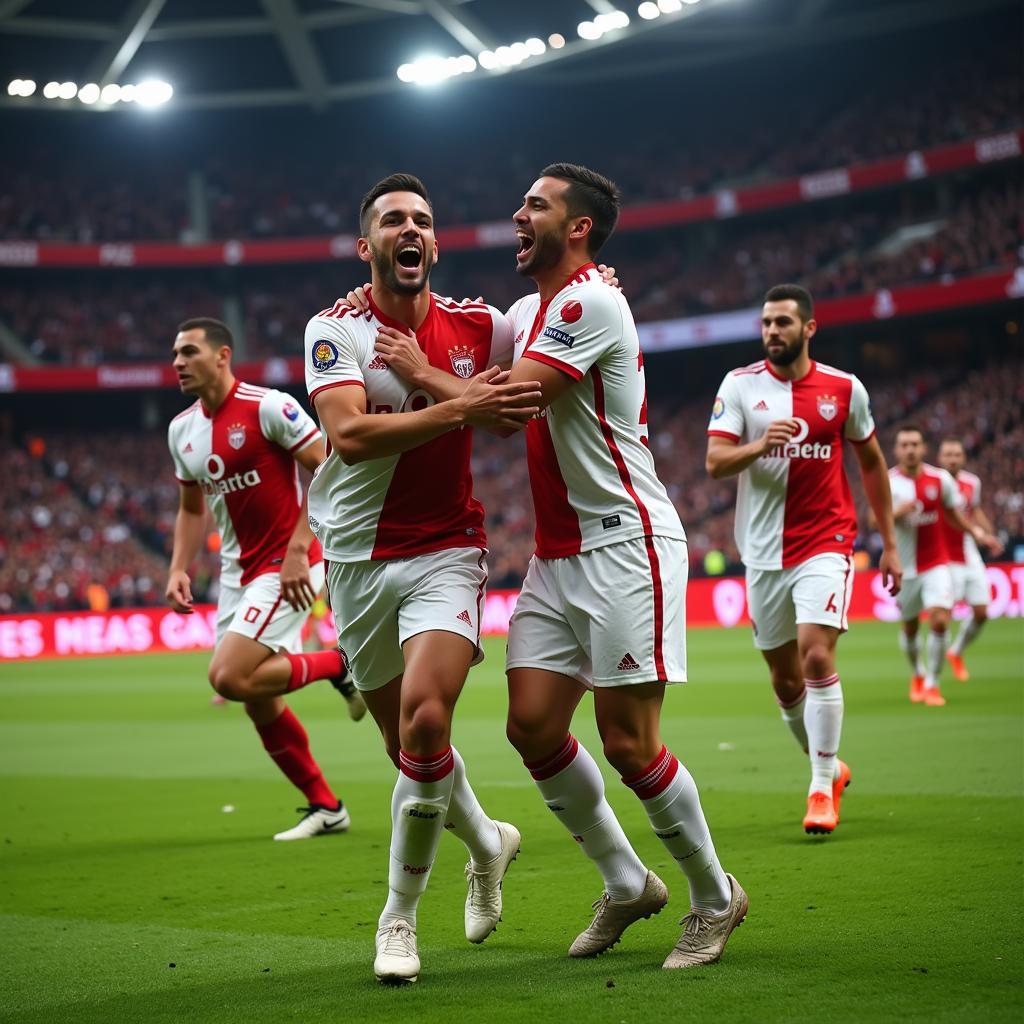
889, 425, 999, 705
166, 317, 361, 841
305, 174, 542, 985
705, 283, 902, 835
937, 436, 1004, 680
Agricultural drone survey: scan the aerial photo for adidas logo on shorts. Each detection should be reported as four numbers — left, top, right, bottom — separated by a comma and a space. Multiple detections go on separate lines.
456, 609, 472, 625
617, 652, 640, 672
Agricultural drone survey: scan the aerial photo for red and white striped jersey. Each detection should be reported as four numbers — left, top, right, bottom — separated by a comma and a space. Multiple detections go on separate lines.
168, 381, 323, 588
940, 469, 983, 567
707, 360, 875, 570
889, 463, 958, 577
305, 291, 512, 563
507, 263, 684, 559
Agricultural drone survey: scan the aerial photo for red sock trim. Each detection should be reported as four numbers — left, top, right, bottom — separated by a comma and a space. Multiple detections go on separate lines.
622, 745, 680, 801
399, 747, 454, 783
255, 707, 337, 807
776, 687, 807, 709
524, 734, 579, 781
805, 673, 840, 689
285, 649, 344, 691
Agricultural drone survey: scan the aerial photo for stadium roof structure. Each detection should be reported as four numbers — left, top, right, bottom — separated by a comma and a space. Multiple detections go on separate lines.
0, 0, 1012, 113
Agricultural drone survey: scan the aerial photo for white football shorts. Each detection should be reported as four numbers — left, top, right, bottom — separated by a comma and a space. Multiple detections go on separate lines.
217, 561, 325, 654
745, 552, 854, 651
326, 546, 487, 692
950, 562, 990, 607
896, 564, 955, 620
506, 536, 687, 688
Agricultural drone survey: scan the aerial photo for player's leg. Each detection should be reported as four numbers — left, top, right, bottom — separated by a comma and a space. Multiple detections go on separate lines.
762, 642, 807, 752
921, 567, 955, 706
897, 577, 925, 702
948, 566, 989, 680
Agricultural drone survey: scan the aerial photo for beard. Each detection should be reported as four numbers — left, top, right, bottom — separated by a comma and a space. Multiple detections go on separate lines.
764, 331, 807, 366
371, 244, 433, 296
515, 228, 565, 277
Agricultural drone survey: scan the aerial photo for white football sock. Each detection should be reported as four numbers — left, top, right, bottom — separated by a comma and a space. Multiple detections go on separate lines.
379, 748, 455, 930
950, 617, 984, 656
623, 746, 731, 914
804, 675, 843, 796
444, 746, 501, 865
526, 734, 648, 901
925, 630, 948, 689
898, 630, 922, 675
777, 688, 809, 753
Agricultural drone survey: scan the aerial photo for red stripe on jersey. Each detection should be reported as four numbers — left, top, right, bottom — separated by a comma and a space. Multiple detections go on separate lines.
176, 476, 198, 486
286, 427, 321, 454
850, 428, 876, 446
591, 366, 666, 679
309, 379, 365, 407
523, 349, 584, 381
707, 429, 741, 440
172, 403, 199, 423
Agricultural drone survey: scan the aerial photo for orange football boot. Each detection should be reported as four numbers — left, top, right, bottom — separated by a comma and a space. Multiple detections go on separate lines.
923, 687, 946, 707
832, 760, 851, 821
803, 792, 837, 835
909, 675, 925, 703
946, 651, 970, 682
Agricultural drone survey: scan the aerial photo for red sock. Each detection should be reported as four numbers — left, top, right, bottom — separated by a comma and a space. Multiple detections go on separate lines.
284, 649, 344, 692
255, 707, 337, 808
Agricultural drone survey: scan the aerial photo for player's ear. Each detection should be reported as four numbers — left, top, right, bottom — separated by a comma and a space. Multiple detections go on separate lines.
356, 236, 373, 265
804, 317, 817, 340
569, 215, 593, 245
431, 238, 439, 267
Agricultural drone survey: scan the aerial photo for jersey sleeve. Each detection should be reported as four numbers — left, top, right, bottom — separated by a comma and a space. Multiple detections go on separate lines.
486, 304, 515, 368
970, 477, 982, 508
259, 389, 321, 454
707, 371, 745, 441
522, 284, 620, 381
844, 375, 876, 443
940, 469, 959, 509
167, 421, 196, 486
305, 313, 367, 406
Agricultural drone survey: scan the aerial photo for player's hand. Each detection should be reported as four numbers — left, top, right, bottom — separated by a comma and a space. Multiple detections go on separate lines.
758, 419, 800, 455
375, 325, 429, 384
893, 499, 918, 520
879, 547, 903, 596
165, 570, 193, 614
456, 365, 542, 431
597, 263, 621, 291
279, 546, 317, 611
345, 283, 372, 314
974, 529, 1004, 557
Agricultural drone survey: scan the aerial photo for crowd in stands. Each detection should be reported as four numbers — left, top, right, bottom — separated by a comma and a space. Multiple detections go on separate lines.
3, 355, 1019, 612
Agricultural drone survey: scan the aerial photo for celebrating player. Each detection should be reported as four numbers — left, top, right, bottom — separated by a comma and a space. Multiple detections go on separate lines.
937, 437, 1004, 680
305, 174, 542, 985
166, 317, 361, 841
705, 284, 901, 835
889, 425, 999, 705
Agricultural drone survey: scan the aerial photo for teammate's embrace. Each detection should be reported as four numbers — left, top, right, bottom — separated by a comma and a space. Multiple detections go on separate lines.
166, 317, 360, 841
706, 284, 902, 835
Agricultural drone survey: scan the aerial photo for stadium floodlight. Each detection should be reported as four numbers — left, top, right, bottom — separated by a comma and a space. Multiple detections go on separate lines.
548, 33, 566, 48
577, 20, 601, 40
525, 37, 546, 56
6, 79, 18, 96
658, 0, 683, 12
135, 79, 174, 107
682, 0, 702, 5
595, 10, 630, 32
58, 81, 78, 100
638, 2, 662, 18
478, 49, 499, 69
78, 83, 100, 105
119, 84, 137, 102
397, 63, 416, 82
20, 79, 36, 96
43, 81, 60, 99
100, 84, 122, 104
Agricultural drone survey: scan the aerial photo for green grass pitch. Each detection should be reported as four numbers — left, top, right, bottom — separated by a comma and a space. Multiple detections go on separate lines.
1, 619, 1022, 1023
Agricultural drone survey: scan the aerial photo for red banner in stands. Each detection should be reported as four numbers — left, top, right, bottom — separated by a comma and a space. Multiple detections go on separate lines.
0, 132, 1019, 271
2, 564, 1021, 661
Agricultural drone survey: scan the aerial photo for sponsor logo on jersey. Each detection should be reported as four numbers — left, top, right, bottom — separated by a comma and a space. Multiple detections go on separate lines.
752, 399, 769, 411
200, 453, 261, 495
449, 344, 476, 379
817, 394, 838, 421
367, 353, 388, 370
560, 300, 583, 324
542, 325, 574, 348
308, 515, 320, 532
282, 402, 300, 422
227, 424, 246, 450
762, 416, 833, 461
311, 338, 339, 372
711, 396, 725, 419
617, 652, 641, 672
601, 514, 621, 529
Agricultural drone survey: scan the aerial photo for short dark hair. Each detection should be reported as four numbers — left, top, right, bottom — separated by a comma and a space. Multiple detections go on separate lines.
540, 162, 621, 255
177, 317, 233, 349
895, 422, 925, 441
359, 172, 432, 235
764, 283, 814, 322
939, 436, 964, 449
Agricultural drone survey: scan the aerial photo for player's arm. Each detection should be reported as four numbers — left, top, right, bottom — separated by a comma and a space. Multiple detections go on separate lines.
315, 370, 541, 464
166, 483, 207, 614
943, 503, 1000, 553
852, 435, 902, 595
705, 423, 799, 479
277, 438, 326, 611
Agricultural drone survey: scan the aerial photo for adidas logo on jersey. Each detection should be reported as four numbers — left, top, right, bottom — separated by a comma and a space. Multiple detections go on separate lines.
617, 652, 641, 672
456, 609, 472, 625
367, 354, 388, 370
752, 400, 769, 411
182, 442, 193, 453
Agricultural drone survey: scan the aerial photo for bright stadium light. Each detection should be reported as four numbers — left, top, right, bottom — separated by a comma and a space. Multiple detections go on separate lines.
43, 81, 60, 99
478, 49, 499, 69
78, 83, 100, 104
658, 0, 683, 12
135, 79, 173, 107
548, 33, 565, 48
596, 10, 630, 32
58, 81, 78, 99
6, 79, 18, 96
638, 2, 662, 18
20, 79, 36, 96
525, 37, 546, 56
577, 20, 601, 40
119, 84, 137, 102
100, 83, 122, 104
682, 0, 702, 5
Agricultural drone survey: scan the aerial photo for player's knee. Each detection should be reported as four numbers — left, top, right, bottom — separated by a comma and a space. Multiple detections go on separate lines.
402, 700, 451, 754
208, 664, 246, 701
505, 706, 555, 760
601, 730, 652, 777
973, 608, 988, 625
801, 645, 834, 681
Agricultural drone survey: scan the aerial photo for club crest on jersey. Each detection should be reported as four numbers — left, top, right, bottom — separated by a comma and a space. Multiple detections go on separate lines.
449, 344, 476, 379
711, 396, 725, 419
817, 394, 838, 421
925, 484, 938, 500
227, 423, 247, 450
282, 402, 300, 422
311, 339, 338, 372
